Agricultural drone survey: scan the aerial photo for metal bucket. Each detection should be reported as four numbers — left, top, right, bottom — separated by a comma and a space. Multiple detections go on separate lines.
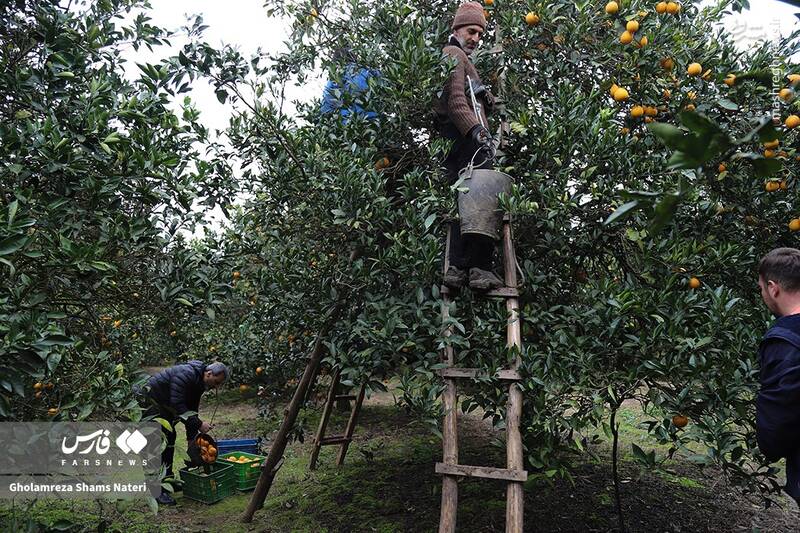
457, 168, 512, 240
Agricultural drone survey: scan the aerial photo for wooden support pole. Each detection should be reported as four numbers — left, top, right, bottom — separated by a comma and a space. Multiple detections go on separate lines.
309, 367, 341, 470
241, 249, 360, 524
439, 222, 459, 533
502, 221, 525, 533
336, 382, 366, 466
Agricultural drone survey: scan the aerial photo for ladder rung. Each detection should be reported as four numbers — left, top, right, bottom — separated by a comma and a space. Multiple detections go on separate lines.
439, 368, 521, 381
442, 215, 510, 223
319, 435, 351, 446
485, 287, 518, 298
440, 285, 518, 298
435, 462, 528, 482
334, 394, 356, 401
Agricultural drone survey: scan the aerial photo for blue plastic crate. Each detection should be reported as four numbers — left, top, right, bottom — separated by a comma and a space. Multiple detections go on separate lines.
216, 438, 260, 455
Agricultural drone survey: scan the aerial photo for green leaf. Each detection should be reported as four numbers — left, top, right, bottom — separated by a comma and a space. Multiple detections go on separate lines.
55, 71, 75, 79
647, 122, 689, 151
47, 352, 62, 373
717, 98, 738, 111
176, 297, 193, 307
424, 213, 436, 231
7, 200, 18, 226
14, 110, 31, 119
0, 235, 27, 256
751, 158, 781, 177
604, 201, 640, 225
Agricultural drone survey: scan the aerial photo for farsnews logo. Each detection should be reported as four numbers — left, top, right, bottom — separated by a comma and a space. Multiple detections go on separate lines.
61, 429, 148, 467
61, 429, 147, 455
115, 429, 147, 454
62, 430, 113, 455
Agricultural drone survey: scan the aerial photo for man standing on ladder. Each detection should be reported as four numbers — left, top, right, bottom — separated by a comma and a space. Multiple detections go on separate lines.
434, 1, 504, 291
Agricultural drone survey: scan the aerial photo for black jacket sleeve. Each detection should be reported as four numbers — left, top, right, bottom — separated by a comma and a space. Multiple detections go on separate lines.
169, 367, 202, 434
756, 338, 800, 460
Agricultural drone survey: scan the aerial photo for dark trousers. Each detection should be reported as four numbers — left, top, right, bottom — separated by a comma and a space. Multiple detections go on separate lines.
141, 401, 197, 480
443, 131, 496, 272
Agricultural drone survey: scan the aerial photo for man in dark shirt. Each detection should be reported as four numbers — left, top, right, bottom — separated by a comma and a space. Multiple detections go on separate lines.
756, 247, 800, 504
433, 1, 503, 291
136, 360, 228, 505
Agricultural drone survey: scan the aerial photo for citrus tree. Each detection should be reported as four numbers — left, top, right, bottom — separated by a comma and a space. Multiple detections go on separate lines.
0, 0, 236, 421
120, 0, 800, 516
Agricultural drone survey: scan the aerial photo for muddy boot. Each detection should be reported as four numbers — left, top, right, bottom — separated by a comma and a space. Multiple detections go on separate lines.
443, 266, 467, 289
469, 268, 504, 290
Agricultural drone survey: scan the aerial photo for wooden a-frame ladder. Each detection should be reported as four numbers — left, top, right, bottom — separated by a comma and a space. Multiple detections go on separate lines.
308, 366, 367, 470
437, 215, 527, 533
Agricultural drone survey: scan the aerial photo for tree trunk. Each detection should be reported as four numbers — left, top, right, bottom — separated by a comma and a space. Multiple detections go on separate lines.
610, 406, 626, 533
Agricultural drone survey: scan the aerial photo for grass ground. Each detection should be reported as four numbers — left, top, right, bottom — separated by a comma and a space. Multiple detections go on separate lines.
2, 383, 798, 532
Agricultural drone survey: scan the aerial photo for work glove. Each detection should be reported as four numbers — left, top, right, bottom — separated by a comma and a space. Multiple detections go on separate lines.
470, 124, 493, 148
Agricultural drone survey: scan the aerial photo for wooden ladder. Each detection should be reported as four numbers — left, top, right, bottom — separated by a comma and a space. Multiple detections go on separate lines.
308, 366, 367, 470
437, 216, 527, 533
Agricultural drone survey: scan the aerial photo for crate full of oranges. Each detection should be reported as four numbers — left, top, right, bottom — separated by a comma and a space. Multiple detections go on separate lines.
218, 452, 266, 491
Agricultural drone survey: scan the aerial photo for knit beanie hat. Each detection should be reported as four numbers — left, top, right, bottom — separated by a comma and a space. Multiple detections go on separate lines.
451, 1, 487, 31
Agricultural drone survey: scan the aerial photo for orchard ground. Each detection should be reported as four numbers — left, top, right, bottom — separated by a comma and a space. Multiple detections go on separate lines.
2, 376, 798, 533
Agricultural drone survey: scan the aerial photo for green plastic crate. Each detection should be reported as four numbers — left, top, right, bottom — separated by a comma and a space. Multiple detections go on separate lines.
179, 462, 236, 504
218, 451, 266, 492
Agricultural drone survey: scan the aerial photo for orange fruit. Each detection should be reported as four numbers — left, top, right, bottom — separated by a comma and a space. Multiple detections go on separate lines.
684, 103, 696, 111
485, 0, 494, 4
788, 74, 800, 83
723, 74, 736, 87
620, 127, 630, 134
688, 277, 701, 289
256, 366, 263, 375
35, 391, 42, 399
525, 12, 540, 25
672, 414, 689, 428
239, 384, 249, 393
639, 36, 648, 47
666, 1, 679, 13
718, 163, 726, 173
613, 87, 630, 101
656, 1, 667, 13
626, 20, 639, 33
660, 57, 674, 71
47, 408, 58, 416
631, 105, 645, 118
113, 320, 122, 328
644, 117, 654, 123
779, 88, 793, 101
687, 63, 702, 76
766, 181, 780, 192
233, 271, 241, 279
763, 139, 780, 149
663, 89, 671, 99
609, 83, 620, 97
645, 106, 658, 116
33, 382, 43, 391
786, 115, 800, 129
169, 330, 177, 337
780, 180, 788, 191
619, 31, 633, 44
605, 1, 619, 14
46, 383, 54, 390
789, 219, 800, 232
764, 149, 775, 158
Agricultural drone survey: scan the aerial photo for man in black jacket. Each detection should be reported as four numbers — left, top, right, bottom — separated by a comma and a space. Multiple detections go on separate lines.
756, 248, 800, 504
137, 360, 228, 505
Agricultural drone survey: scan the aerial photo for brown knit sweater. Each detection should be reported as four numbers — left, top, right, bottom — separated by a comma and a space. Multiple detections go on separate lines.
434, 39, 493, 138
